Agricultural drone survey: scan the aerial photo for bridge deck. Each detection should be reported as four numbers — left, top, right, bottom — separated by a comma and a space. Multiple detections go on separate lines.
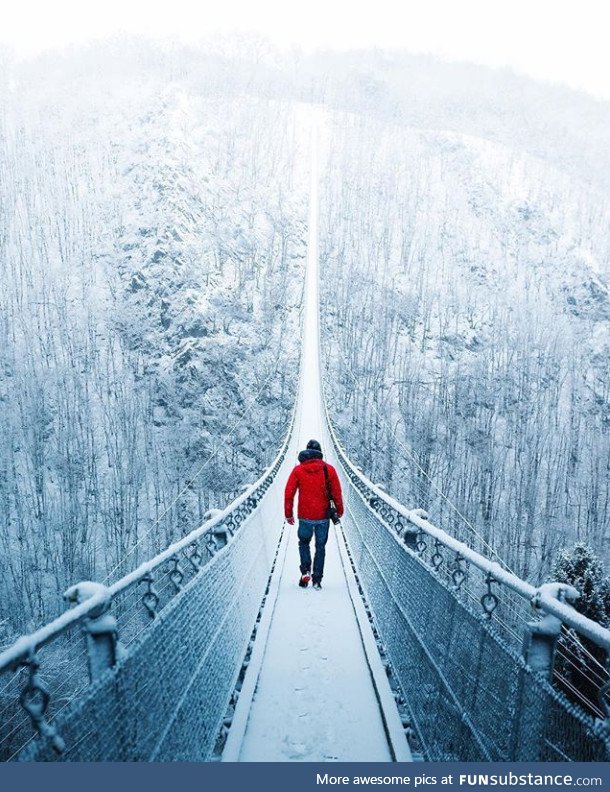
233, 521, 395, 761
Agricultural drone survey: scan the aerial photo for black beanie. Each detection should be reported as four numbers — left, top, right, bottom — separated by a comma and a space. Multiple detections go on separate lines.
306, 439, 322, 452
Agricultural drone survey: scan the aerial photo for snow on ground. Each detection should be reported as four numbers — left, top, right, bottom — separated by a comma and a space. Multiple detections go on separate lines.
238, 528, 392, 762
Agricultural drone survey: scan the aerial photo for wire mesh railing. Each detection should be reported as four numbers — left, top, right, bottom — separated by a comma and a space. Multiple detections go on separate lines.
326, 412, 610, 761
0, 413, 295, 762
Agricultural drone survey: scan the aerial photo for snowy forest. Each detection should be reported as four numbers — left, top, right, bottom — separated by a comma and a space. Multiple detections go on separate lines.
320, 115, 610, 581
0, 42, 307, 639
2, 38, 610, 643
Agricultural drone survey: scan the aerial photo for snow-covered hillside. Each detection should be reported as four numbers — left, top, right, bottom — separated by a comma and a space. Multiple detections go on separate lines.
321, 115, 610, 581
0, 51, 306, 636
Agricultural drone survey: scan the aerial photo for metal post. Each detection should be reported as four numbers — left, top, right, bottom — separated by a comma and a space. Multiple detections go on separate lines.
213, 524, 229, 549
523, 582, 580, 679
513, 582, 580, 759
64, 581, 118, 682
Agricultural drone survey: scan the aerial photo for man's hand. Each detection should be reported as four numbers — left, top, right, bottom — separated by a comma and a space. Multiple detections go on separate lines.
286, 516, 295, 525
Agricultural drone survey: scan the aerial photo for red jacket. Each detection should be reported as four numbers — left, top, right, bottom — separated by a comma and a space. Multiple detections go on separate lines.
284, 458, 344, 521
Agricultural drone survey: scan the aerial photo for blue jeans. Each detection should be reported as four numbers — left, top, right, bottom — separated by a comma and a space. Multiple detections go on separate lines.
298, 519, 330, 583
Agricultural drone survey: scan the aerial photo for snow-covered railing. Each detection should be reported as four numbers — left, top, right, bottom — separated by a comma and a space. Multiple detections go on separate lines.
325, 409, 610, 761
0, 412, 296, 761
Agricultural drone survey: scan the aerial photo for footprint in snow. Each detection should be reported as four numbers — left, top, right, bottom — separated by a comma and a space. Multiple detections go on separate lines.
285, 739, 307, 758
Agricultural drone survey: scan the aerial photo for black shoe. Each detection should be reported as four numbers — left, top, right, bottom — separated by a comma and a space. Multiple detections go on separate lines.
313, 581, 322, 591
299, 573, 311, 588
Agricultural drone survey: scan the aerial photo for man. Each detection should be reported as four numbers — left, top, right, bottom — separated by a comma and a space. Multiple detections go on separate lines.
284, 439, 344, 590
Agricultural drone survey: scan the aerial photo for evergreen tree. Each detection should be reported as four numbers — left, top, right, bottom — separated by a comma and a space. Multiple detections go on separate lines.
550, 543, 610, 717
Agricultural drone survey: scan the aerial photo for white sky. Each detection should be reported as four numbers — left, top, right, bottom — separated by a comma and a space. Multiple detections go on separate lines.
1, 0, 610, 100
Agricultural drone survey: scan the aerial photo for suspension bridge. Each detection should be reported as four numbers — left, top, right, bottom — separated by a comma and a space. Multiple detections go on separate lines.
1, 151, 610, 764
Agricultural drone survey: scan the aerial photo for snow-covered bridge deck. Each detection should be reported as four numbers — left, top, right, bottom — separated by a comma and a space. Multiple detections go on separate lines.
225, 515, 407, 762
222, 141, 408, 762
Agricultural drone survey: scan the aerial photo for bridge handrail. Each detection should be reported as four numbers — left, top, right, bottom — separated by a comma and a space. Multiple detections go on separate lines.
325, 409, 610, 653
0, 410, 296, 675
